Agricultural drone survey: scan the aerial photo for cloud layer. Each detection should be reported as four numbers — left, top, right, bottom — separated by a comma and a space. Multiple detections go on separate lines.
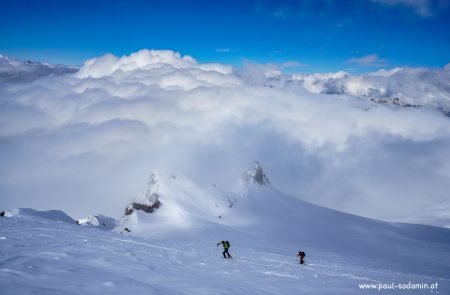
1, 49, 449, 226
347, 54, 388, 67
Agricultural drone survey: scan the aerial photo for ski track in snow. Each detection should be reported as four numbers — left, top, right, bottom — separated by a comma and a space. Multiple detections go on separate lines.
1, 214, 449, 294
111, 238, 182, 252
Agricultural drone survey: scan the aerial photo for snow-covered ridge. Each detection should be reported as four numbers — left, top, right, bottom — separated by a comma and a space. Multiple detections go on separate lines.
0, 54, 77, 83
369, 97, 422, 108
3, 208, 75, 223
268, 65, 450, 117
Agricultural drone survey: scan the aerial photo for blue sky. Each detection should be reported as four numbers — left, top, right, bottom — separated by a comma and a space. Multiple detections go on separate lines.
1, 0, 449, 72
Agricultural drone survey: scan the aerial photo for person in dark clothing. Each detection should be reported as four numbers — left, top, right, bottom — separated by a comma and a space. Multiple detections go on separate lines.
217, 240, 232, 258
297, 251, 305, 264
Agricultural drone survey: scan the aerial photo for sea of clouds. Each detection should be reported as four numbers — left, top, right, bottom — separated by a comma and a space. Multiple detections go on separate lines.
1, 49, 449, 226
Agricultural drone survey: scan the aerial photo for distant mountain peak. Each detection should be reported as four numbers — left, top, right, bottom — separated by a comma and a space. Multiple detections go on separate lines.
242, 161, 270, 186
369, 97, 422, 109
145, 172, 161, 197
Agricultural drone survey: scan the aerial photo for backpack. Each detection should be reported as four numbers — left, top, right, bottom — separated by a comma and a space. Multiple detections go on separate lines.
300, 251, 305, 257
225, 241, 230, 248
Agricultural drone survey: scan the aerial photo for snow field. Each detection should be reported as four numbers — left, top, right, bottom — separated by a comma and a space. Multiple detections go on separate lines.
1, 215, 449, 294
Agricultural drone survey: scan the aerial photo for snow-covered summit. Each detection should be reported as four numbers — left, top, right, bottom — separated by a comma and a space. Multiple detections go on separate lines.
118, 163, 273, 235
117, 172, 240, 235
242, 161, 270, 186
142, 172, 161, 202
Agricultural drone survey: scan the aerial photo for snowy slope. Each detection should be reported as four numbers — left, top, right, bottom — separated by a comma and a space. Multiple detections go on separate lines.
1, 213, 449, 295
1, 164, 449, 294
3, 208, 75, 223
116, 167, 450, 276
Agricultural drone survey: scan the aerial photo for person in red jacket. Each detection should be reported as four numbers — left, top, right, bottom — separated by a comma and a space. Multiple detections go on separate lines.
297, 251, 305, 264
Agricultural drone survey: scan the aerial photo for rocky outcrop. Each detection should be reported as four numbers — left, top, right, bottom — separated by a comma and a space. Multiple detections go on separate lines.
242, 161, 270, 186
124, 172, 163, 216
125, 199, 162, 215
370, 97, 422, 108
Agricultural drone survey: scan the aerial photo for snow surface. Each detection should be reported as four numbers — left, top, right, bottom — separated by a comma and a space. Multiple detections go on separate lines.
1, 172, 449, 294
4, 208, 74, 224
76, 214, 117, 230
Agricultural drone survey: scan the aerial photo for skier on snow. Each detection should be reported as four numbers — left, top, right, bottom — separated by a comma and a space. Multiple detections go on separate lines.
297, 250, 306, 264
217, 240, 232, 258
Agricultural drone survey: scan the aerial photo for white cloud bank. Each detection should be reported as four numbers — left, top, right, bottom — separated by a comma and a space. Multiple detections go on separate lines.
1, 49, 450, 227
